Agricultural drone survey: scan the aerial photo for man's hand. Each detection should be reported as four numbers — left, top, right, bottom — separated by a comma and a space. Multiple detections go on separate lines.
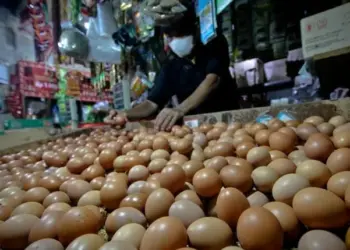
155, 108, 184, 131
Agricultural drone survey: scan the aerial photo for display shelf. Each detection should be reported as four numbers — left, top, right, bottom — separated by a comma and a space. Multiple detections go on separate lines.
236, 78, 294, 95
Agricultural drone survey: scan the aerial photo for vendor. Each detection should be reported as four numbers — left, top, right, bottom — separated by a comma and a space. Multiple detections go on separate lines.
108, 2, 238, 130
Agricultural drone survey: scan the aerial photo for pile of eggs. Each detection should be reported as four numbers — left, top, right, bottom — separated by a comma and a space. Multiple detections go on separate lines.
1, 115, 350, 250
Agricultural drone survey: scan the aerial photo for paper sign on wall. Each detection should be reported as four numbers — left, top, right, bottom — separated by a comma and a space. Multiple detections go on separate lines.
301, 3, 350, 59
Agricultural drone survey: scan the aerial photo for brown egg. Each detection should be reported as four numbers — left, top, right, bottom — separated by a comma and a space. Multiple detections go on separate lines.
112, 223, 145, 248
90, 177, 105, 190
247, 191, 269, 207
148, 159, 167, 173
12, 202, 44, 217
296, 123, 319, 141
24, 187, 50, 203
66, 157, 88, 174
100, 241, 137, 250
66, 234, 105, 250
0, 214, 39, 249
168, 200, 204, 228
317, 122, 335, 136
216, 187, 249, 228
333, 122, 350, 135
288, 150, 309, 166
232, 134, 254, 148
99, 148, 117, 170
170, 139, 193, 155
252, 166, 279, 192
227, 157, 254, 173
127, 181, 147, 195
120, 193, 148, 211
327, 171, 350, 198
66, 180, 92, 201
304, 133, 335, 162
159, 164, 186, 194
333, 131, 350, 148
329, 115, 347, 127
246, 146, 271, 167
220, 165, 253, 193
296, 160, 331, 187
269, 132, 295, 153
38, 176, 62, 192
145, 188, 174, 222
193, 168, 222, 197
227, 122, 242, 132
128, 165, 149, 182
187, 217, 232, 249
235, 142, 255, 158
293, 187, 349, 229
77, 190, 101, 206
263, 202, 299, 240
100, 181, 127, 210
140, 216, 187, 250
43, 191, 71, 207
237, 207, 283, 250
28, 211, 65, 242
57, 207, 100, 245
206, 127, 225, 141
105, 207, 147, 234
222, 247, 244, 250
190, 148, 205, 162
150, 149, 170, 160
298, 230, 346, 250
43, 203, 71, 214
25, 239, 64, 250
210, 142, 234, 157
193, 132, 208, 148
254, 129, 271, 146
181, 160, 204, 182
305, 116, 325, 126
153, 136, 170, 151
175, 190, 203, 208
267, 158, 296, 176
22, 174, 41, 190
81, 164, 105, 181
205, 156, 228, 173
345, 185, 350, 208
272, 173, 310, 205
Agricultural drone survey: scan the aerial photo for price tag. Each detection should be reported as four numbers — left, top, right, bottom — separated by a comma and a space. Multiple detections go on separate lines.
184, 119, 199, 128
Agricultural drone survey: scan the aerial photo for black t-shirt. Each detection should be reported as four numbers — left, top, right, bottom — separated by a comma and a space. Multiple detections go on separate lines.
148, 34, 238, 115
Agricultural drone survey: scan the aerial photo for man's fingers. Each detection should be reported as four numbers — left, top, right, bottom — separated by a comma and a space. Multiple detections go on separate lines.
166, 114, 178, 131
160, 114, 173, 131
155, 110, 168, 130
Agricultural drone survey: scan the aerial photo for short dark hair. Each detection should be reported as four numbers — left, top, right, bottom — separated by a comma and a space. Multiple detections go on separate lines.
162, 1, 197, 37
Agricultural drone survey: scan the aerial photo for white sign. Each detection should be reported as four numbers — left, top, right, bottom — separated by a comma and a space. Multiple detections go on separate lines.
301, 3, 350, 59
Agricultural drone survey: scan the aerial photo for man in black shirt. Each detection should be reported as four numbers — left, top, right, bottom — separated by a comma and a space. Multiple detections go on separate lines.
108, 3, 238, 130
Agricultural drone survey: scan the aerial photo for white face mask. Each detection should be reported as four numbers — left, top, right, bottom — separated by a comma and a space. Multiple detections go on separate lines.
169, 35, 194, 58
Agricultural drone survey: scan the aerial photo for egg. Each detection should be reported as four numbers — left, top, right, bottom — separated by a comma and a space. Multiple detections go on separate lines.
11, 202, 44, 217
25, 239, 64, 250
159, 164, 186, 194
140, 180, 161, 197
269, 131, 296, 154
205, 156, 228, 173
187, 217, 233, 249
236, 141, 256, 158
267, 158, 296, 176
222, 247, 244, 250
298, 230, 346, 250
296, 123, 319, 140
152, 136, 170, 150
57, 207, 100, 245
23, 187, 50, 203
0, 214, 39, 249
99, 149, 117, 170
263, 202, 300, 240
272, 173, 310, 205
120, 193, 147, 211
148, 159, 168, 173
220, 165, 253, 193
168, 200, 204, 228
90, 177, 105, 190
0, 202, 13, 221
293, 187, 349, 229
246, 146, 271, 167
296, 160, 331, 187
317, 122, 335, 136
237, 207, 283, 250
327, 171, 350, 198
43, 203, 71, 214
288, 150, 309, 166
333, 122, 350, 135
100, 240, 137, 250
191, 148, 206, 161
182, 160, 204, 182
216, 187, 249, 228
42, 191, 71, 207
247, 191, 269, 207
304, 133, 335, 162
332, 130, 350, 148
193, 132, 208, 148
81, 164, 105, 181
193, 168, 222, 197
67, 179, 92, 201
145, 188, 174, 222
305, 116, 325, 126
100, 181, 127, 210
329, 115, 347, 127
232, 134, 254, 148
112, 223, 146, 248
150, 149, 170, 160
128, 165, 149, 182
254, 129, 271, 146
77, 190, 101, 206
66, 157, 88, 174
66, 234, 105, 250
174, 190, 202, 209
251, 166, 279, 192
28, 211, 65, 242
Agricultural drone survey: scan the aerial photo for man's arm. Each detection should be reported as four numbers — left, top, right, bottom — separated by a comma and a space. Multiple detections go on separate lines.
125, 100, 158, 121
177, 73, 219, 114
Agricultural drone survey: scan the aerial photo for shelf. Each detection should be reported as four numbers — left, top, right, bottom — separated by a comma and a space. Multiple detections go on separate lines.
236, 78, 294, 95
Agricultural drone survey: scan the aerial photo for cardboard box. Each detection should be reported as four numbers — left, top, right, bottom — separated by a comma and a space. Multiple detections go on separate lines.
301, 3, 350, 59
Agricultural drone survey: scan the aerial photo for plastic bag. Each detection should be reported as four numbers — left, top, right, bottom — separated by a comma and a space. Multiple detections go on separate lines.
88, 36, 122, 64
